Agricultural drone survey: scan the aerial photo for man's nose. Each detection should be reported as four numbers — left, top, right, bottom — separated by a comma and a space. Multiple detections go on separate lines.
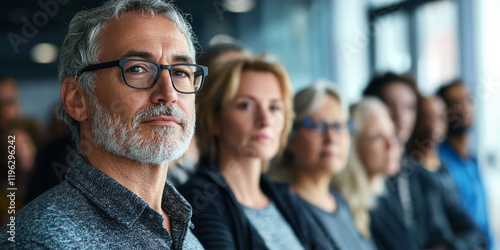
150, 69, 178, 104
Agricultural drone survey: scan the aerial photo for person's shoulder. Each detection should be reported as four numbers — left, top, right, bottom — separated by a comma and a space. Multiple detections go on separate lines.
179, 170, 223, 199
437, 141, 455, 158
408, 164, 443, 192
0, 181, 89, 247
179, 170, 229, 217
179, 170, 211, 190
15, 181, 83, 219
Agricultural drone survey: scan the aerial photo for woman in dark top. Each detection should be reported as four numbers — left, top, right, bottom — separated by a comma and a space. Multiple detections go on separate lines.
272, 82, 374, 250
179, 55, 316, 250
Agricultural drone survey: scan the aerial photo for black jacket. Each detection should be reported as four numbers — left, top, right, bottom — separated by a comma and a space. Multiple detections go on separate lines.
179, 157, 322, 250
370, 159, 487, 250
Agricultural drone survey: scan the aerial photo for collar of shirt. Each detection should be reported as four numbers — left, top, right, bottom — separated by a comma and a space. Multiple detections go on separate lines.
66, 154, 194, 239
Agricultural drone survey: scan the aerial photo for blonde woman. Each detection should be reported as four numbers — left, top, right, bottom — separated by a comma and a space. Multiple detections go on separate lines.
273, 82, 374, 249
179, 55, 318, 250
331, 97, 401, 242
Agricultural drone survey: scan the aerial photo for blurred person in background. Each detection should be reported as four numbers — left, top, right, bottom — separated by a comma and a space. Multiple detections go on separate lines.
0, 75, 21, 131
26, 104, 75, 203
406, 96, 448, 175
196, 42, 248, 68
405, 95, 488, 249
179, 55, 319, 249
363, 72, 419, 145
362, 72, 421, 247
1, 118, 45, 225
276, 82, 373, 249
167, 42, 248, 187
437, 80, 495, 249
331, 97, 401, 247
362, 74, 487, 249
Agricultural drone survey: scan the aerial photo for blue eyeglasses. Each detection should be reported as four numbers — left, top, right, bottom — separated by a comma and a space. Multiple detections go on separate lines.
293, 118, 355, 134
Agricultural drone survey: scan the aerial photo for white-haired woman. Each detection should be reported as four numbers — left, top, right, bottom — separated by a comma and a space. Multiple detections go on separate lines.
331, 97, 401, 245
274, 82, 376, 249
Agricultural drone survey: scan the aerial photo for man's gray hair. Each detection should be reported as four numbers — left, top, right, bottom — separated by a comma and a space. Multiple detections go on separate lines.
58, 0, 197, 142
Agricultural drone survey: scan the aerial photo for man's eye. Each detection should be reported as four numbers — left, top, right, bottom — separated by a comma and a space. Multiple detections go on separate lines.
173, 70, 189, 78
127, 65, 147, 74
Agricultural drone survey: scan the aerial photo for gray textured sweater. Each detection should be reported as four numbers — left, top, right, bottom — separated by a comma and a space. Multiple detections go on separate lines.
0, 154, 203, 249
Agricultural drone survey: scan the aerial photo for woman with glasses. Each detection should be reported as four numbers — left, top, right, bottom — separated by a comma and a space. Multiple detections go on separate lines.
179, 55, 318, 250
272, 82, 375, 250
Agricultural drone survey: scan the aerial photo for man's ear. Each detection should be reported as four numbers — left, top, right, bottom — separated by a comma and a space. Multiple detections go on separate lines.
61, 77, 89, 122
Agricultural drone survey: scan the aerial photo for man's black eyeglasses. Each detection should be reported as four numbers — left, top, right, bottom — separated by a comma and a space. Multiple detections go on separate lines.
78, 59, 208, 94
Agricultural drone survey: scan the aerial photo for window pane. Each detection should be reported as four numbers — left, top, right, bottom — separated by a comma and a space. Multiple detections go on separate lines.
374, 12, 411, 74
416, 0, 459, 95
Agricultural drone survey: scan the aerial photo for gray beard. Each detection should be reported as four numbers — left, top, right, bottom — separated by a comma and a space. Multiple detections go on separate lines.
89, 97, 195, 165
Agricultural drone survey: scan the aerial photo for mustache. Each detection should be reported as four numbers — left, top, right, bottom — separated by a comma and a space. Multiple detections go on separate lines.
132, 103, 190, 129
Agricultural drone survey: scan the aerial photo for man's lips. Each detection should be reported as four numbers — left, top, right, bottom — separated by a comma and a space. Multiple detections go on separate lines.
142, 115, 180, 126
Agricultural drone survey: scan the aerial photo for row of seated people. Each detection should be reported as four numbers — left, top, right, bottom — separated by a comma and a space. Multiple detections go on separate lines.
0, 0, 493, 245
176, 53, 492, 250
5, 49, 494, 249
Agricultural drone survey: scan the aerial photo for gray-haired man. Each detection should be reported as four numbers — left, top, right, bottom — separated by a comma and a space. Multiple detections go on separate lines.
1, 0, 207, 248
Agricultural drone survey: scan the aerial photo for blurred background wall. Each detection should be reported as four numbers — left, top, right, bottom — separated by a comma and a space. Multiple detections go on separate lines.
1, 0, 499, 240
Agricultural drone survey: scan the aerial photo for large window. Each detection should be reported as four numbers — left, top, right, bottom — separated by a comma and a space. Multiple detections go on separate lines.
369, 0, 459, 95
373, 12, 411, 74
416, 1, 459, 94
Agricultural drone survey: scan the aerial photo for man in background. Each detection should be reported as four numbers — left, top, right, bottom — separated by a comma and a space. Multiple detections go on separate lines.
437, 80, 496, 250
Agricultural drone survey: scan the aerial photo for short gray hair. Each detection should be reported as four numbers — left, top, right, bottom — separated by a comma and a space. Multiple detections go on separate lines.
293, 80, 347, 124
58, 0, 197, 142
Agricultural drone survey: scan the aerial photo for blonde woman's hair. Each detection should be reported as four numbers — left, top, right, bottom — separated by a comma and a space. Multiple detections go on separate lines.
269, 81, 347, 181
196, 55, 294, 165
331, 96, 390, 238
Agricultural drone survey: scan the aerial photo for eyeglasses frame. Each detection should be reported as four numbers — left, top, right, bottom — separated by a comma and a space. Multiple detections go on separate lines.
78, 58, 208, 94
